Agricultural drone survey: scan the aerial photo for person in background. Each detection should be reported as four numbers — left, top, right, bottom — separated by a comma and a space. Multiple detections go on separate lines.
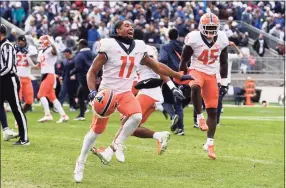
159, 28, 185, 136
71, 39, 94, 121
252, 34, 269, 57
59, 49, 78, 111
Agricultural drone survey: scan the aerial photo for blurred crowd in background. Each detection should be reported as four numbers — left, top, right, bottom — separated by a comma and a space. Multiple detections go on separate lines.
1, 1, 285, 49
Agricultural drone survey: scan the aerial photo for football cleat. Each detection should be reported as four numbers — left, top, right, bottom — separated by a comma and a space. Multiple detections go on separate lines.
74, 159, 85, 183
13, 139, 30, 146
56, 115, 69, 123
174, 129, 185, 136
92, 89, 118, 118
3, 129, 19, 141
38, 115, 53, 123
114, 144, 125, 163
157, 131, 171, 155
74, 116, 85, 121
203, 143, 216, 159
197, 118, 208, 131
91, 147, 114, 165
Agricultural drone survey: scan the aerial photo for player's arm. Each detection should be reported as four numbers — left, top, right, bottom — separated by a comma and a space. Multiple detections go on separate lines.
220, 47, 228, 86
159, 74, 185, 100
142, 54, 192, 81
48, 37, 57, 56
87, 53, 107, 92
229, 42, 243, 57
179, 45, 193, 73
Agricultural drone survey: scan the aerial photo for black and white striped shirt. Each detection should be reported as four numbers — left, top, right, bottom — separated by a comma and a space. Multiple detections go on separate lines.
0, 38, 17, 76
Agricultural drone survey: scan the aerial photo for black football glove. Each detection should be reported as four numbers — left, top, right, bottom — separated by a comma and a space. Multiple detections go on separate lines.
89, 89, 98, 102
134, 78, 163, 89
171, 87, 186, 100
219, 84, 228, 96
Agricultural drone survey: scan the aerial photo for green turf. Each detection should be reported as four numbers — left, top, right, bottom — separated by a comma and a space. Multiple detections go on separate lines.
1, 106, 284, 188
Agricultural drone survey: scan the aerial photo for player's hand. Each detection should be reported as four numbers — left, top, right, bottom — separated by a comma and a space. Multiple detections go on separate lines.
180, 74, 194, 81
70, 75, 76, 80
229, 41, 236, 47
219, 84, 228, 96
171, 87, 186, 100
89, 90, 98, 102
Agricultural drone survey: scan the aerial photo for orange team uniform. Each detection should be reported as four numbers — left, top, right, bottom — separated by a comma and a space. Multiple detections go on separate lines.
91, 38, 148, 134
136, 44, 162, 125
37, 46, 58, 102
16, 45, 37, 105
184, 30, 229, 108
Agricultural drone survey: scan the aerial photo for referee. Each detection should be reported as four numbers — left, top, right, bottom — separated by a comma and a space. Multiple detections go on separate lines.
0, 24, 29, 145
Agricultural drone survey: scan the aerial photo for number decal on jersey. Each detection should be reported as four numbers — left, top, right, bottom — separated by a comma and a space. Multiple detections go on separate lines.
198, 49, 219, 65
119, 56, 135, 78
16, 54, 29, 67
39, 55, 47, 67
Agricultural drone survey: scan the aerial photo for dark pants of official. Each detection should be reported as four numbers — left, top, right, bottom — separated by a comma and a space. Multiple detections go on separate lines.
77, 83, 89, 117
59, 80, 78, 108
0, 104, 8, 129
162, 84, 184, 131
0, 74, 28, 141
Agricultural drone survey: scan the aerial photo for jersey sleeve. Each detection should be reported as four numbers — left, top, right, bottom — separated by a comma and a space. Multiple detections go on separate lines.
28, 45, 38, 56
219, 31, 229, 50
147, 45, 158, 60
98, 39, 110, 53
184, 31, 198, 48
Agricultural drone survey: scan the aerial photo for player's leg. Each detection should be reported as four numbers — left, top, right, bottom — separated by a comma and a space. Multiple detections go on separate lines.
49, 89, 69, 123
109, 92, 142, 163
173, 99, 184, 135
37, 75, 53, 122
201, 75, 219, 159
132, 94, 170, 154
217, 85, 227, 126
22, 78, 34, 113
74, 116, 109, 182
189, 70, 208, 131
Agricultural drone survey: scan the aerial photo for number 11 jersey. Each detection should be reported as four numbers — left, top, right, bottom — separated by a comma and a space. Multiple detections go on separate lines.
98, 38, 147, 94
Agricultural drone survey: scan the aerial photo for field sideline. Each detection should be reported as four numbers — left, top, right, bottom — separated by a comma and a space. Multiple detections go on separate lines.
1, 106, 284, 188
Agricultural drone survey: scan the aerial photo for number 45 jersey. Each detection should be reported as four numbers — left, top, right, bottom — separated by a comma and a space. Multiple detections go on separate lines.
184, 30, 229, 75
98, 38, 147, 94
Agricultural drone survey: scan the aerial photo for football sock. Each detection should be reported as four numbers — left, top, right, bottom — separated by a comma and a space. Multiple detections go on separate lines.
53, 99, 66, 116
197, 113, 204, 119
207, 138, 214, 145
78, 129, 98, 162
113, 113, 142, 146
40, 97, 51, 116
153, 132, 161, 140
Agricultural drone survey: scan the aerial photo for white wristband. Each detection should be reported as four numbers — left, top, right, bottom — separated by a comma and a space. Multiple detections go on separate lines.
166, 80, 176, 90
221, 78, 228, 86
238, 53, 243, 58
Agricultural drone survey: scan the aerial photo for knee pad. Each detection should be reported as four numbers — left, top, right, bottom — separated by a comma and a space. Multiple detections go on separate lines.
129, 113, 142, 124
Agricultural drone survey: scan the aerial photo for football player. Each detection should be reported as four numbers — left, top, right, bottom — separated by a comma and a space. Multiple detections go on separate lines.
74, 20, 193, 183
37, 35, 69, 123
15, 35, 38, 113
121, 29, 186, 155
178, 13, 229, 159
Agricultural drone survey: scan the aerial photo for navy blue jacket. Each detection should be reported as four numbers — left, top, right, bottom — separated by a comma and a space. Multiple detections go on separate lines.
71, 48, 95, 85
62, 57, 75, 83
159, 40, 183, 71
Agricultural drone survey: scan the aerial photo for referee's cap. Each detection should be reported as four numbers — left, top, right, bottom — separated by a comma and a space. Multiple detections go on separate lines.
0, 24, 7, 36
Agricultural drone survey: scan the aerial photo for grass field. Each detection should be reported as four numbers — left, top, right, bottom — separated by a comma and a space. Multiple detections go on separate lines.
1, 106, 285, 188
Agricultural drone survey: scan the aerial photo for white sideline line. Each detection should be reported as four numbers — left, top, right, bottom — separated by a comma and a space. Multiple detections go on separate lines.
221, 116, 284, 121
